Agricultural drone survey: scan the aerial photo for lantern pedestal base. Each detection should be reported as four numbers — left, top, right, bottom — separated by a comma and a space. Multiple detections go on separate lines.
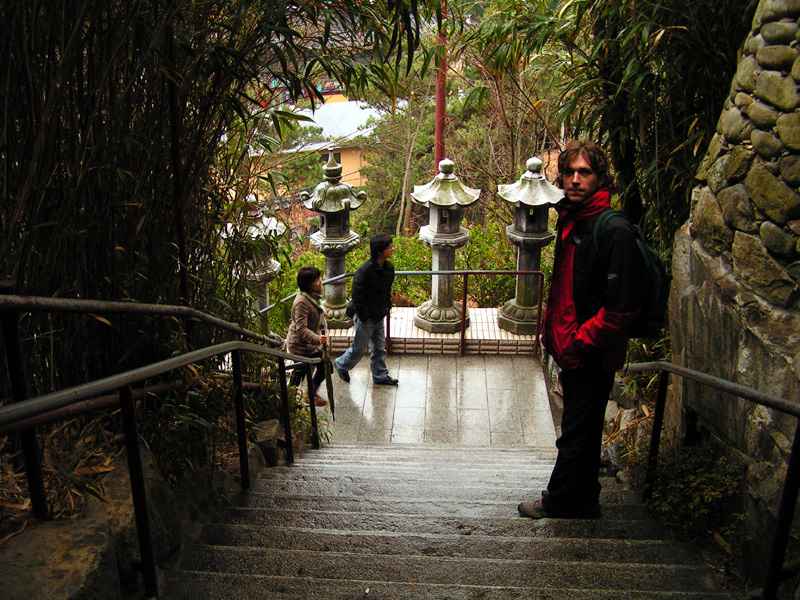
322, 302, 353, 330
497, 299, 540, 335
414, 300, 469, 334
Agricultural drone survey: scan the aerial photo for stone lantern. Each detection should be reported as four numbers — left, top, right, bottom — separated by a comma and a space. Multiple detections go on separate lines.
497, 156, 563, 334
411, 158, 481, 333
246, 205, 285, 335
300, 152, 366, 328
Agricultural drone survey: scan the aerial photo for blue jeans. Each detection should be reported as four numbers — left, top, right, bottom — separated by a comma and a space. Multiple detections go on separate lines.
334, 315, 390, 382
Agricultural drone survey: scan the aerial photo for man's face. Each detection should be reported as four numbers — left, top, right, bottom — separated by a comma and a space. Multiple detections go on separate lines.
562, 154, 600, 204
381, 243, 394, 260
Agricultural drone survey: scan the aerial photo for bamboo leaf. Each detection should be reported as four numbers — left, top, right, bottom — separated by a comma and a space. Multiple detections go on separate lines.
88, 314, 112, 327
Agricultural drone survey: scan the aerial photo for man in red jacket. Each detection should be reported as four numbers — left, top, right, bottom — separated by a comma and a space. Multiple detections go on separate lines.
518, 140, 643, 519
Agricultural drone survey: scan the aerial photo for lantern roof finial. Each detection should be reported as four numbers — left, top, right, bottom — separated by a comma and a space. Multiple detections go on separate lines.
410, 158, 480, 208
497, 156, 563, 207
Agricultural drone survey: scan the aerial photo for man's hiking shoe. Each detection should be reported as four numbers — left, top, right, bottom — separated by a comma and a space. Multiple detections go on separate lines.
518, 498, 601, 520
374, 376, 398, 386
518, 500, 549, 519
336, 367, 350, 383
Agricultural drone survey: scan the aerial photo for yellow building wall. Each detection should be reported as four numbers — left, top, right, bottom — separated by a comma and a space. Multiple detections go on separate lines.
340, 147, 369, 187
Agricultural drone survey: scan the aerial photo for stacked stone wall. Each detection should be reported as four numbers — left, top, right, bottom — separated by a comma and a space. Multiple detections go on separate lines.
671, 0, 800, 582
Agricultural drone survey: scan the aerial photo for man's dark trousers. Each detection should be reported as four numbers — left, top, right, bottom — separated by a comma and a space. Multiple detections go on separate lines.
542, 369, 615, 516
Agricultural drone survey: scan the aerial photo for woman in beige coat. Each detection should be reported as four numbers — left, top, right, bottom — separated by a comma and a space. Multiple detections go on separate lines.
286, 265, 329, 407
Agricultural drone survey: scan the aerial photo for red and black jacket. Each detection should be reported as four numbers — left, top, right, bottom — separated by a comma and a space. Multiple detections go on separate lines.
542, 190, 643, 372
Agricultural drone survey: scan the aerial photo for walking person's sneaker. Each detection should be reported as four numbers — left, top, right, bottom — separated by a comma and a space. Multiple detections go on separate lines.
335, 367, 350, 383
374, 376, 398, 386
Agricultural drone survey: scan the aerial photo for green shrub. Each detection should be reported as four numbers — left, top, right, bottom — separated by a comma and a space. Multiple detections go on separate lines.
647, 444, 740, 540
457, 222, 516, 307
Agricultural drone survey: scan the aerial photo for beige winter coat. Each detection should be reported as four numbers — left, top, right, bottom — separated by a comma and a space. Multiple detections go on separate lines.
286, 292, 326, 356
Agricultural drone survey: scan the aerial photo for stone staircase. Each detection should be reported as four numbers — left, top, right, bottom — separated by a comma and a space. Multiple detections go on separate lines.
160, 443, 733, 599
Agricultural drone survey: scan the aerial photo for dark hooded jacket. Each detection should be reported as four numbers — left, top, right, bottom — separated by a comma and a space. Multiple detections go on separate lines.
542, 189, 643, 372
351, 257, 394, 322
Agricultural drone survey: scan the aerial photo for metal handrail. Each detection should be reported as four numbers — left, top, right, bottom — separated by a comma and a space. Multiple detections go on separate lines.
0, 294, 282, 347
627, 360, 798, 600
0, 340, 315, 427
0, 293, 325, 599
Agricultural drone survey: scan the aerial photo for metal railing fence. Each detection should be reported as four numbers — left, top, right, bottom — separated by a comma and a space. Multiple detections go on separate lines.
627, 361, 799, 600
272, 269, 545, 355
0, 291, 326, 599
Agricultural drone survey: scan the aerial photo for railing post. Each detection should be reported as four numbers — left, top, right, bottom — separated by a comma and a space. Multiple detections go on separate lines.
118, 385, 158, 599
277, 358, 294, 464
460, 273, 468, 356
0, 281, 48, 520
536, 272, 544, 346
306, 364, 320, 449
231, 350, 250, 491
643, 369, 669, 502
761, 419, 800, 600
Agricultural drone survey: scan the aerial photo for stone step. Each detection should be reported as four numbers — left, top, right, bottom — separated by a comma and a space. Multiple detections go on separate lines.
236, 491, 647, 518
259, 464, 557, 485
199, 523, 699, 565
176, 546, 722, 593
303, 443, 559, 461
160, 570, 733, 600
218, 507, 666, 540
248, 476, 636, 504
160, 443, 728, 599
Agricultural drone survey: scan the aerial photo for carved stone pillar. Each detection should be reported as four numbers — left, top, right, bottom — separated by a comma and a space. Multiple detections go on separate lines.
497, 157, 562, 334
411, 159, 480, 333
300, 153, 366, 329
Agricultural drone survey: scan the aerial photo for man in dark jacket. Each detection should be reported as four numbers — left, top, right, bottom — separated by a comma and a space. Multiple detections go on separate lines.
333, 233, 398, 386
518, 140, 643, 519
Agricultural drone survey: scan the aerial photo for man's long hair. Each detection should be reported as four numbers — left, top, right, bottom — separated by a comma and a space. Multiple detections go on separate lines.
556, 140, 616, 193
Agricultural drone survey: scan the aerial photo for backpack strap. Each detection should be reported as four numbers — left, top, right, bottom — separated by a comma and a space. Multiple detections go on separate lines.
591, 209, 624, 254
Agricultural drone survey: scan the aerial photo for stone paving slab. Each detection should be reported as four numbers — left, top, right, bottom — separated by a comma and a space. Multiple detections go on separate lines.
320, 352, 556, 448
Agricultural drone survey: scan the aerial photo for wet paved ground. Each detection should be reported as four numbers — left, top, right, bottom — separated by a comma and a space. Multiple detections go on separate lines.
321, 353, 557, 447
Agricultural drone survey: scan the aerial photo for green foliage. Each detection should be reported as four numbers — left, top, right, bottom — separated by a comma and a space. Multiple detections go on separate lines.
140, 372, 231, 483
456, 222, 516, 307
648, 445, 741, 540
458, 0, 756, 252
0, 0, 429, 400
389, 235, 435, 305
360, 97, 437, 235
138, 355, 317, 484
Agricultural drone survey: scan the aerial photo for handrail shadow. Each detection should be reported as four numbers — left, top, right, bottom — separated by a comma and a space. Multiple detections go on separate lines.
628, 360, 799, 600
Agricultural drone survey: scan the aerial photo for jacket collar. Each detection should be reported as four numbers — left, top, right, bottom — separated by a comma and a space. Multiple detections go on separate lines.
558, 189, 611, 222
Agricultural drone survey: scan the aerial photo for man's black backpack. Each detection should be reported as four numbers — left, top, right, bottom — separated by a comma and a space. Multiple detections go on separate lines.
593, 210, 670, 338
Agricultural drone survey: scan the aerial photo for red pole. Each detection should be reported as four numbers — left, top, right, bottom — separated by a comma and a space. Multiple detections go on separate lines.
434, 7, 447, 166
